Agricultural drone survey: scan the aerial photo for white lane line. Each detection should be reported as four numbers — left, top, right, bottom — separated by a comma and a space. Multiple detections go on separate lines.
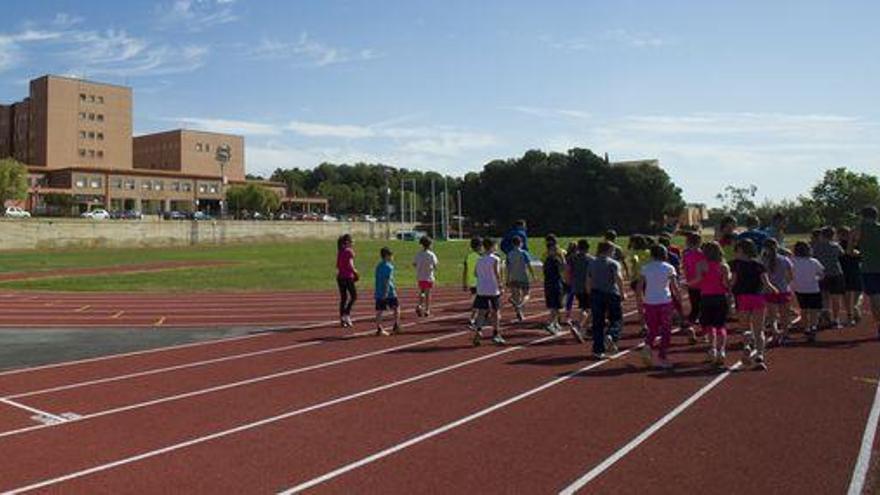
0, 295, 479, 378
4, 307, 477, 400
848, 370, 880, 495
3, 332, 565, 494
559, 361, 743, 495
0, 398, 69, 424
278, 347, 642, 494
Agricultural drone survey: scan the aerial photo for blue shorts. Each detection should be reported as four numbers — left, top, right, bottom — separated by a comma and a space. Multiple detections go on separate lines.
863, 273, 880, 296
545, 285, 563, 310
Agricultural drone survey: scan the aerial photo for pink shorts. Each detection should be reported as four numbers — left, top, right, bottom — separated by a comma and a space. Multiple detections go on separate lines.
764, 292, 792, 305
736, 294, 766, 312
418, 280, 434, 291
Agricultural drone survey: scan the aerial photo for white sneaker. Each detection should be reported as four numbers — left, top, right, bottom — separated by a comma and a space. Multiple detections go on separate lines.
545, 323, 559, 336
492, 333, 506, 345
605, 335, 618, 354
569, 324, 585, 344
515, 308, 525, 322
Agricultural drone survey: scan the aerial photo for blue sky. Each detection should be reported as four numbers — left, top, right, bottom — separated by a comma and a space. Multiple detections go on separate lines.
1, 0, 878, 205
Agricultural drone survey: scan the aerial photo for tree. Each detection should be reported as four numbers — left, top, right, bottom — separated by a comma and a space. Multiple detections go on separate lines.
715, 184, 758, 215
810, 167, 880, 227
226, 183, 280, 216
0, 158, 29, 207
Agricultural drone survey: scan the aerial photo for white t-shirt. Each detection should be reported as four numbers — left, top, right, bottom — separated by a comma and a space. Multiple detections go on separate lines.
475, 253, 501, 296
641, 261, 676, 305
790, 257, 824, 294
413, 250, 439, 282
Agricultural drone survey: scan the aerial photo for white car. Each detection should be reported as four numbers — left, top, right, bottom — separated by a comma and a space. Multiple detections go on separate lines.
322, 214, 339, 222
4, 206, 31, 218
81, 208, 111, 220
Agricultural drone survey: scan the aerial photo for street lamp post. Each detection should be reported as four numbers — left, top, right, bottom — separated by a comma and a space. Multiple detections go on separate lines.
383, 167, 392, 240
216, 144, 231, 219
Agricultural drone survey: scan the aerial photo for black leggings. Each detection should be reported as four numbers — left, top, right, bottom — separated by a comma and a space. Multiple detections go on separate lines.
688, 288, 702, 324
337, 278, 357, 316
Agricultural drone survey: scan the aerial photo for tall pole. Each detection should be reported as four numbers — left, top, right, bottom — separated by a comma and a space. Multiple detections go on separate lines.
384, 172, 391, 240
457, 189, 463, 240
410, 179, 416, 225
443, 177, 449, 240
399, 175, 405, 228
431, 178, 436, 239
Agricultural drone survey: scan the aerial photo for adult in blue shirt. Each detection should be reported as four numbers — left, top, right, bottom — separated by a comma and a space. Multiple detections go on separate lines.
737, 214, 769, 248
500, 219, 529, 255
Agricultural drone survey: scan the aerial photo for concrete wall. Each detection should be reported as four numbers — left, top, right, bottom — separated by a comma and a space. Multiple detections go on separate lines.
0, 219, 413, 250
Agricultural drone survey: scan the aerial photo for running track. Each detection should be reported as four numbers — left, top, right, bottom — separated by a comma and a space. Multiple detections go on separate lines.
0, 288, 877, 493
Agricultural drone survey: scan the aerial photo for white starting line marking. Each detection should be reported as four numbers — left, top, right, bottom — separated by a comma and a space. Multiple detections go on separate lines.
848, 370, 880, 495
3, 331, 566, 494
0, 398, 69, 425
558, 361, 743, 494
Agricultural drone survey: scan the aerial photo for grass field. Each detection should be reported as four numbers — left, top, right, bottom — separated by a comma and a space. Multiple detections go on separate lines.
0, 238, 595, 293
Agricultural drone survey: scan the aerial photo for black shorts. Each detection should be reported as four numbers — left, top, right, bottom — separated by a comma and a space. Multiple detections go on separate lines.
819, 275, 845, 295
375, 297, 399, 311
700, 294, 728, 328
473, 295, 500, 311
863, 273, 880, 296
574, 292, 590, 310
469, 287, 477, 295
545, 285, 563, 310
796, 292, 823, 310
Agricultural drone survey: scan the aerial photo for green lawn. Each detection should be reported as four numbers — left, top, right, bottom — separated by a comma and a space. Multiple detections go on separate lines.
0, 235, 651, 293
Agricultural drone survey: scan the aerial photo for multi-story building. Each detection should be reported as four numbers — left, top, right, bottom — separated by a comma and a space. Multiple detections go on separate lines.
0, 75, 327, 215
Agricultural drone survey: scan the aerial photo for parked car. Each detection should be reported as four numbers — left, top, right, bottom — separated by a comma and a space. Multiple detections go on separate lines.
322, 214, 339, 222
192, 211, 213, 221
276, 212, 292, 220
4, 206, 31, 219
396, 230, 428, 241
81, 209, 111, 220
123, 210, 144, 220
297, 213, 320, 222
162, 211, 188, 221
363, 215, 378, 223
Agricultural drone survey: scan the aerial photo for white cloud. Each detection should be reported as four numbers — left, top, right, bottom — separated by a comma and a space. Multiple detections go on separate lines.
0, 20, 209, 77
157, 0, 239, 31
543, 29, 671, 52
252, 33, 380, 67
169, 117, 283, 136
602, 29, 668, 48
286, 121, 375, 139
506, 106, 592, 120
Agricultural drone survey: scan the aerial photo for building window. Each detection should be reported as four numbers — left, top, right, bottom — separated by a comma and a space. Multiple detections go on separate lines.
88, 113, 95, 121
97, 114, 104, 122
98, 96, 104, 104
198, 184, 207, 193
97, 150, 104, 158
78, 112, 86, 120
97, 132, 104, 140
90, 178, 102, 189
205, 144, 211, 152
79, 93, 86, 102
142, 181, 152, 190
75, 178, 86, 188
209, 184, 219, 194
125, 180, 136, 190
78, 149, 87, 157
79, 131, 87, 139
88, 131, 95, 139
113, 179, 123, 189
171, 182, 181, 192
182, 183, 192, 192
88, 150, 96, 158
196, 143, 203, 152
89, 95, 95, 103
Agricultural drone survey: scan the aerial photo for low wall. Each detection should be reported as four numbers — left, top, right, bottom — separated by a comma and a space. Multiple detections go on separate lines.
0, 219, 415, 250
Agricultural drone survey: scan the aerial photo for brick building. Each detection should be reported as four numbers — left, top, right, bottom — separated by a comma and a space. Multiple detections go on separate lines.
0, 75, 327, 215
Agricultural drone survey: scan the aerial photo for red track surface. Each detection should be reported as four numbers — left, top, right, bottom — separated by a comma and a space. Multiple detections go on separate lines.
0, 288, 877, 494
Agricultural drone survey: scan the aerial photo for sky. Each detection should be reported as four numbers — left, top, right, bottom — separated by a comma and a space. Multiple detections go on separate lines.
1, 0, 878, 205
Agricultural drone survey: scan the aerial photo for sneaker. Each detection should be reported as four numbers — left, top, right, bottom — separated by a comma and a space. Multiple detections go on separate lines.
545, 323, 559, 336
605, 335, 619, 354
742, 345, 754, 366
492, 334, 506, 346
592, 351, 606, 360
392, 324, 402, 335
854, 305, 863, 323
472, 331, 482, 347
687, 327, 698, 345
640, 346, 653, 367
415, 306, 424, 318
424, 310, 432, 317
375, 326, 390, 337
515, 308, 525, 322
468, 319, 476, 331
806, 327, 817, 342
754, 354, 768, 371
707, 348, 718, 363
569, 323, 585, 344
834, 320, 844, 330
639, 326, 648, 337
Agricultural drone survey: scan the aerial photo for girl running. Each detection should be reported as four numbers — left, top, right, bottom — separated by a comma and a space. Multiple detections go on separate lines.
627, 235, 651, 335
838, 227, 864, 325
682, 232, 706, 343
763, 238, 794, 345
463, 237, 483, 326
730, 239, 779, 370
543, 235, 566, 335
413, 236, 439, 317
638, 245, 681, 370
791, 241, 825, 342
693, 241, 731, 368
564, 241, 579, 325
336, 234, 359, 328
374, 247, 401, 336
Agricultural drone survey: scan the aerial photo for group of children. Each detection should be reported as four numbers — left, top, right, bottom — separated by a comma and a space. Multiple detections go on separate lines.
334, 206, 880, 371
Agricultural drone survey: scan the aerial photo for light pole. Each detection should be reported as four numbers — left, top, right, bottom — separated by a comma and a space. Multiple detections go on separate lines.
383, 167, 392, 240
216, 144, 231, 219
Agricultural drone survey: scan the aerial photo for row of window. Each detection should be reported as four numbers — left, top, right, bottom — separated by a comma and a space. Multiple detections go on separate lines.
106, 179, 220, 194
77, 112, 105, 122
79, 130, 104, 141
78, 149, 104, 159
195, 143, 215, 153
79, 93, 105, 104
74, 177, 103, 189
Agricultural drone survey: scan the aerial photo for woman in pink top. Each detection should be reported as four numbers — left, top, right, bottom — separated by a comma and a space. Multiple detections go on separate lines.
336, 234, 359, 328
681, 232, 706, 342
693, 241, 731, 368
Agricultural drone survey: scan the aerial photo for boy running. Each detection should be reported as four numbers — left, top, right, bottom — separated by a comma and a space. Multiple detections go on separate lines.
852, 206, 880, 339
813, 226, 846, 328
472, 238, 505, 346
462, 237, 483, 326
374, 247, 401, 336
506, 235, 535, 322
791, 241, 825, 342
543, 235, 566, 334
838, 226, 864, 325
413, 236, 439, 317
567, 239, 593, 343
590, 241, 627, 358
